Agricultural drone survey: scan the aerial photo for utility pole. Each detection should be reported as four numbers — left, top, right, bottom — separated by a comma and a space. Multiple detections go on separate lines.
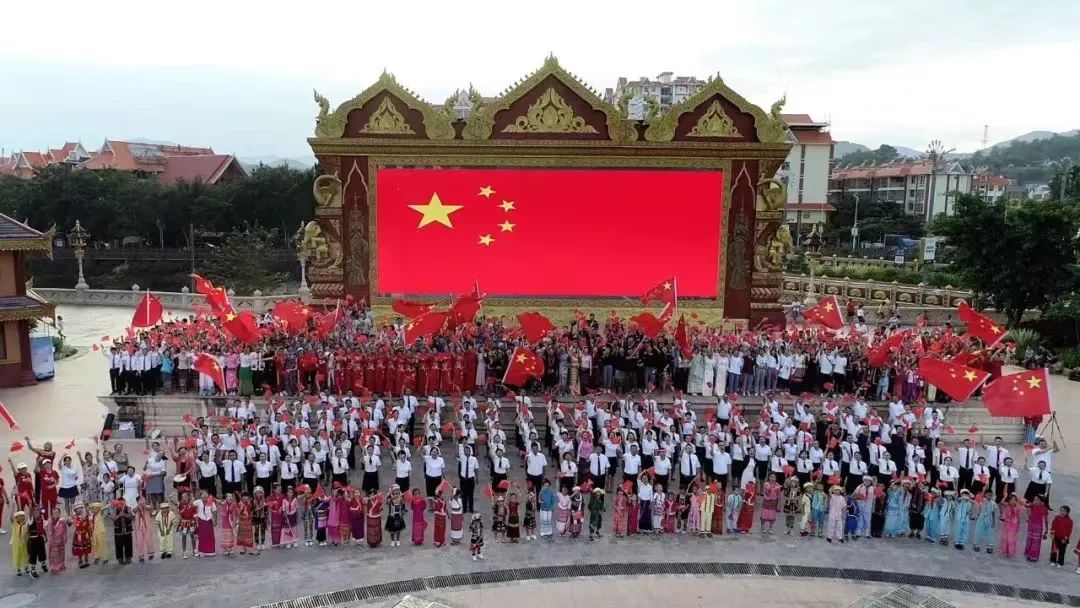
850, 193, 860, 251
189, 222, 196, 292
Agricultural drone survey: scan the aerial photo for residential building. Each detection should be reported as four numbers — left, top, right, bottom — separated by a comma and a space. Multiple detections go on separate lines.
1026, 183, 1052, 200
1, 139, 245, 185
829, 159, 972, 220
779, 113, 835, 237
971, 173, 1013, 204
604, 72, 707, 118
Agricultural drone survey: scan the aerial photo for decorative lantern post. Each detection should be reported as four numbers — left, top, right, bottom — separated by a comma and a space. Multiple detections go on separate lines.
803, 224, 824, 307
69, 220, 90, 290
295, 221, 311, 301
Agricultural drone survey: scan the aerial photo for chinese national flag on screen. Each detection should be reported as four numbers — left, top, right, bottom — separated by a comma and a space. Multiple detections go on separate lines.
516, 312, 556, 343
193, 353, 226, 392
957, 301, 1007, 346
917, 357, 990, 402
392, 300, 434, 319
376, 168, 723, 297
803, 295, 845, 330
503, 347, 545, 387
641, 277, 677, 306
982, 368, 1051, 417
405, 311, 448, 343
130, 291, 163, 328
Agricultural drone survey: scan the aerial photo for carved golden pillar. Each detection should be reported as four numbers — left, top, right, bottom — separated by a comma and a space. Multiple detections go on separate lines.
749, 161, 790, 325
305, 156, 346, 301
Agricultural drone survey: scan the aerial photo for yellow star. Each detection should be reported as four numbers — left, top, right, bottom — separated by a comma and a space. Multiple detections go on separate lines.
498, 220, 515, 233
963, 370, 977, 381
479, 186, 495, 198
499, 200, 515, 212
990, 325, 1003, 334
823, 303, 833, 312
1026, 376, 1042, 389
478, 234, 494, 246
225, 312, 237, 322
516, 354, 528, 364
663, 282, 672, 290
408, 193, 463, 229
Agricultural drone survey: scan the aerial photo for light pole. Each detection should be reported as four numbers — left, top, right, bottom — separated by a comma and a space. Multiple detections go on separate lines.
69, 220, 90, 290
295, 222, 311, 300
850, 193, 860, 251
803, 224, 824, 307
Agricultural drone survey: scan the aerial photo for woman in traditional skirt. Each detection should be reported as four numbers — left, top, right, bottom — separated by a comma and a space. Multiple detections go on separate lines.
506, 491, 521, 543
280, 487, 299, 548
638, 476, 654, 533
366, 491, 384, 548
613, 485, 629, 536
71, 503, 92, 568
555, 486, 571, 535
664, 490, 679, 534
449, 488, 465, 544
47, 507, 69, 573
177, 493, 197, 558
131, 497, 155, 562
385, 486, 406, 547
349, 491, 365, 546
738, 483, 756, 533
491, 494, 507, 542
432, 490, 448, 547
523, 490, 537, 541
251, 488, 268, 553
336, 490, 351, 544
760, 475, 781, 534
1024, 494, 1050, 561
89, 502, 109, 565
218, 493, 237, 556
239, 351, 254, 395
236, 495, 254, 554
409, 488, 427, 546
268, 492, 283, 548
568, 488, 585, 538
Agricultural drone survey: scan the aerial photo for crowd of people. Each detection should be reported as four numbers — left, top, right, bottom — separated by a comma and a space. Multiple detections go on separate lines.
3, 300, 1069, 580
3, 382, 1074, 577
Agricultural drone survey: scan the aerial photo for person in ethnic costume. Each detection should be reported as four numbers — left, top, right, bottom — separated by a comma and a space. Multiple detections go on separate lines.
725, 486, 743, 535
588, 488, 605, 540
47, 507, 68, 573
826, 486, 846, 543
449, 488, 465, 544
155, 502, 177, 559
469, 513, 485, 561
523, 490, 537, 540
71, 503, 93, 568
951, 489, 974, 549
972, 490, 998, 553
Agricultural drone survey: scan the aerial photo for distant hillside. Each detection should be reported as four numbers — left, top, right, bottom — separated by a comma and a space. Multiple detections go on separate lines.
972, 132, 1080, 184
988, 129, 1080, 150
239, 156, 315, 171
834, 141, 920, 163
834, 141, 869, 158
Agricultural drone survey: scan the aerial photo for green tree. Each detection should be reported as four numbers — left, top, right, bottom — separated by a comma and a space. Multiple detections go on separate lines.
934, 193, 1080, 327
200, 224, 290, 294
1048, 165, 1080, 201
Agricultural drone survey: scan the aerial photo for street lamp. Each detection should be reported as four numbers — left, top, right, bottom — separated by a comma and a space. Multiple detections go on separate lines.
850, 193, 860, 251
68, 220, 90, 290
803, 224, 824, 307
295, 221, 311, 300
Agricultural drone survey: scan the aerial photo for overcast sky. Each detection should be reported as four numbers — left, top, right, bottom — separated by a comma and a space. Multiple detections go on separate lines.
3, 0, 1078, 159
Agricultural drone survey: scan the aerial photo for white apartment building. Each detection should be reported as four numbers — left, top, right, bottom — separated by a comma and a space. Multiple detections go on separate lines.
779, 114, 835, 237
829, 160, 972, 221
604, 72, 706, 118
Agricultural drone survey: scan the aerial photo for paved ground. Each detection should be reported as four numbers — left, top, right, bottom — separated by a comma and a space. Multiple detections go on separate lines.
0, 306, 1078, 608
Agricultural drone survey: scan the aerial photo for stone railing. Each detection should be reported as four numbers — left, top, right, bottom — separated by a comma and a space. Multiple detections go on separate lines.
781, 274, 972, 308
814, 254, 953, 271
35, 286, 301, 312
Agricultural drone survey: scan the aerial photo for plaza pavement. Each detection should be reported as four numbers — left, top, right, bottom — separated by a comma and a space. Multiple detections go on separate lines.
0, 306, 1078, 608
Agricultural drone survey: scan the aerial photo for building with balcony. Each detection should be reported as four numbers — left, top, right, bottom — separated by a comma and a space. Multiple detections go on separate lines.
778, 114, 835, 237
829, 159, 972, 220
971, 173, 1013, 204
604, 72, 707, 118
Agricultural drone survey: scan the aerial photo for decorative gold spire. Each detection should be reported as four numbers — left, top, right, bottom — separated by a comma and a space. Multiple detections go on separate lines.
502, 88, 598, 134
687, 100, 743, 138
360, 98, 415, 135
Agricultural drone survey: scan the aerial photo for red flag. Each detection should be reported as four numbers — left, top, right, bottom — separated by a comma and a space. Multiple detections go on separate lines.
10, 440, 24, 452
675, 314, 692, 359
222, 310, 260, 344
630, 311, 665, 339
404, 311, 448, 344
374, 169, 722, 298
917, 358, 990, 402
446, 293, 481, 331
957, 301, 1007, 346
868, 330, 907, 368
803, 295, 845, 330
130, 291, 163, 328
0, 400, 20, 430
191, 274, 230, 313
503, 347, 545, 387
316, 301, 344, 339
641, 277, 677, 307
272, 301, 312, 333
516, 311, 556, 343
981, 368, 1051, 417
193, 353, 226, 392
391, 300, 435, 319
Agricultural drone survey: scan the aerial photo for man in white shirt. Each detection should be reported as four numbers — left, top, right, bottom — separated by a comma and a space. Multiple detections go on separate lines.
622, 445, 642, 492
223, 451, 246, 497
984, 436, 1009, 497
587, 449, 609, 493
710, 444, 732, 490
525, 443, 548, 494
680, 441, 701, 491
457, 444, 479, 513
393, 450, 412, 492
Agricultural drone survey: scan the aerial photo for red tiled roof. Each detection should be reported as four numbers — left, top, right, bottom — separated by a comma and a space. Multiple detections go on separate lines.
784, 202, 836, 211
21, 152, 48, 168
82, 140, 215, 172
832, 160, 937, 180
781, 113, 813, 124
158, 154, 243, 185
792, 130, 833, 145
973, 174, 1011, 187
